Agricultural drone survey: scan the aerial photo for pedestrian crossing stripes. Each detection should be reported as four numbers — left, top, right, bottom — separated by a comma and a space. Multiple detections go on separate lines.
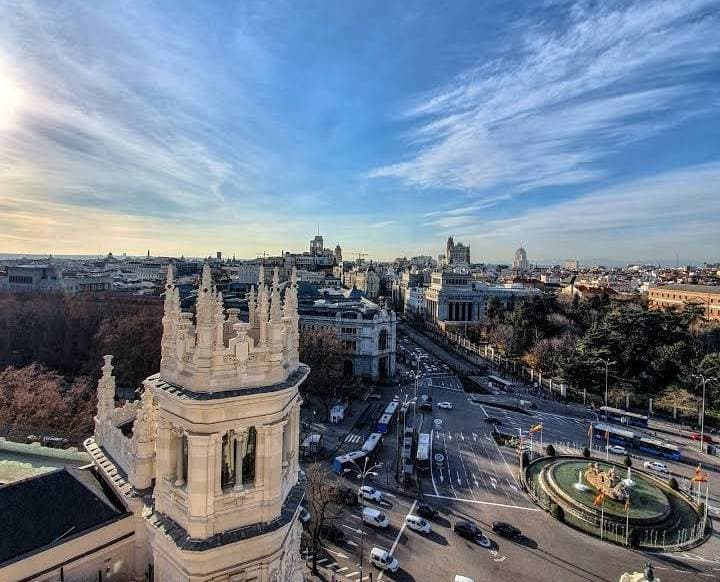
344, 433, 362, 444
305, 554, 370, 581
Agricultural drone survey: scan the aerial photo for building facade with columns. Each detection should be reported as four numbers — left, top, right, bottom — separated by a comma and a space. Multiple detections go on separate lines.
1, 264, 308, 581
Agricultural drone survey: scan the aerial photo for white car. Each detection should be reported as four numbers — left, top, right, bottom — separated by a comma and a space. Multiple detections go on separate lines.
358, 485, 382, 502
405, 514, 431, 534
370, 547, 399, 572
607, 445, 627, 455
438, 401, 453, 410
644, 461, 669, 474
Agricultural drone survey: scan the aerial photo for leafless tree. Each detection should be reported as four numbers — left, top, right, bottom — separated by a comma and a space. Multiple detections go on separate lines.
305, 462, 346, 574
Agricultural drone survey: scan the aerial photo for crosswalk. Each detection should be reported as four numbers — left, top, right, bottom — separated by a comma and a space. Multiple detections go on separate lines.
344, 433, 363, 444
306, 554, 372, 581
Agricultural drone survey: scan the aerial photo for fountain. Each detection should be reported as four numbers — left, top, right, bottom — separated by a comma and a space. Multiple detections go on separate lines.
622, 466, 635, 488
574, 469, 591, 491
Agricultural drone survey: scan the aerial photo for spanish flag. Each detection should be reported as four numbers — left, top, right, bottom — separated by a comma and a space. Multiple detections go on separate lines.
594, 492, 605, 506
529, 423, 542, 434
624, 497, 631, 513
693, 471, 709, 483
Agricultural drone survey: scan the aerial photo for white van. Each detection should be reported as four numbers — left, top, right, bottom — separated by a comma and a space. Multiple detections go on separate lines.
362, 507, 389, 528
454, 577, 475, 582
405, 514, 431, 534
370, 547, 399, 572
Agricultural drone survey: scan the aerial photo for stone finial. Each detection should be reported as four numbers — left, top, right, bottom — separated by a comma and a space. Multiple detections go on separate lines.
270, 267, 281, 322
248, 285, 257, 325
96, 355, 116, 421
166, 261, 175, 288
201, 263, 213, 291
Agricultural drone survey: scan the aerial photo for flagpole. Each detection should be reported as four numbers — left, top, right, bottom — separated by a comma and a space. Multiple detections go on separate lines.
606, 430, 610, 461
588, 422, 593, 451
540, 425, 543, 451
625, 500, 630, 546
600, 499, 605, 541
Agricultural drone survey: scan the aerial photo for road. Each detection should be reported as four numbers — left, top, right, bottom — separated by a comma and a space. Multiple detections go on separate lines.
304, 331, 720, 581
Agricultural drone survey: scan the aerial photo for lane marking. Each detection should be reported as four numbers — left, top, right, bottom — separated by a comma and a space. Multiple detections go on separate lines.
378, 500, 417, 582
424, 494, 539, 510
480, 405, 489, 418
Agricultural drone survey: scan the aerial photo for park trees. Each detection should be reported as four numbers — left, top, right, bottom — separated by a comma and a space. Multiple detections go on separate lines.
304, 463, 346, 574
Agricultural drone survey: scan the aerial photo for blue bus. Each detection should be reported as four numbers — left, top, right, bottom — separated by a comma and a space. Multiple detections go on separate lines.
593, 423, 635, 447
638, 437, 680, 461
333, 450, 366, 475
362, 433, 383, 458
599, 406, 649, 428
376, 413, 393, 434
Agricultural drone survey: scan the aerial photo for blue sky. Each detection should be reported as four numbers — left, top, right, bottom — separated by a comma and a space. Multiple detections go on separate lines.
0, 0, 719, 263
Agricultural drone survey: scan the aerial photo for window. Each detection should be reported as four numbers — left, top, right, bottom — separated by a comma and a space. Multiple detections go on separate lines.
342, 340, 357, 352
378, 329, 388, 351
342, 327, 357, 335
243, 427, 256, 484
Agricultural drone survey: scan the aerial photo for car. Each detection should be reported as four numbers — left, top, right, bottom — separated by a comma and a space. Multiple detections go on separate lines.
367, 392, 382, 400
358, 485, 382, 502
484, 417, 502, 426
438, 401, 453, 410
644, 461, 669, 474
405, 514, 431, 534
416, 503, 439, 519
298, 507, 311, 524
454, 577, 475, 582
419, 402, 433, 412
336, 486, 359, 506
607, 445, 627, 455
370, 547, 399, 572
363, 507, 390, 528
492, 521, 522, 540
320, 523, 346, 543
453, 521, 491, 547
691, 432, 715, 443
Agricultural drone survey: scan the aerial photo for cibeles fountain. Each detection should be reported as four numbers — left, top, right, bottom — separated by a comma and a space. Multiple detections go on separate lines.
523, 454, 709, 551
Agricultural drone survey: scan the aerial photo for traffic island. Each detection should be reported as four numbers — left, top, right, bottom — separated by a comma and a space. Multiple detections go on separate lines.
522, 456, 711, 551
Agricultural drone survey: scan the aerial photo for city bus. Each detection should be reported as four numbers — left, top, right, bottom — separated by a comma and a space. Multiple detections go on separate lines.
598, 406, 649, 428
383, 401, 399, 416
488, 375, 514, 392
592, 422, 635, 447
333, 450, 366, 475
362, 432, 383, 458
376, 413, 393, 434
416, 433, 431, 472
638, 437, 681, 461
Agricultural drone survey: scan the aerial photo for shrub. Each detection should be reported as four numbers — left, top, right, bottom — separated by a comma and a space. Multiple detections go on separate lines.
545, 444, 556, 457
698, 502, 706, 517
623, 456, 632, 468
521, 451, 530, 467
668, 477, 679, 491
627, 528, 641, 549
582, 447, 590, 458
550, 502, 564, 522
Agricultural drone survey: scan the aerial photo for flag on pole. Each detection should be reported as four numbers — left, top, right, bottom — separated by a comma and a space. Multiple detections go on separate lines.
530, 423, 542, 434
593, 492, 605, 506
624, 497, 631, 513
693, 464, 708, 482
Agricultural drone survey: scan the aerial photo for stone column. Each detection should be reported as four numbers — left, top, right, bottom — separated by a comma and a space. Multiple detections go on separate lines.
234, 430, 246, 490
186, 433, 216, 539
155, 417, 173, 484
174, 429, 186, 487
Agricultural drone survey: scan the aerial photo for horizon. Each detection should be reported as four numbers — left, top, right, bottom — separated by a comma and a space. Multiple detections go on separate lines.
1, 1, 719, 261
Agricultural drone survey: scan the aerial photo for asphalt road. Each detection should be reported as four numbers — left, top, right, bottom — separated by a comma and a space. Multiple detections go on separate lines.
304, 332, 720, 581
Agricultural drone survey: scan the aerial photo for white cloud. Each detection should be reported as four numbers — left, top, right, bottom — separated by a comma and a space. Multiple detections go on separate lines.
369, 0, 720, 193
459, 162, 720, 261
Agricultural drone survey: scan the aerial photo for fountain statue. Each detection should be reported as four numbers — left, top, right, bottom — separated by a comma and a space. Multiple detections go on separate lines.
584, 462, 629, 501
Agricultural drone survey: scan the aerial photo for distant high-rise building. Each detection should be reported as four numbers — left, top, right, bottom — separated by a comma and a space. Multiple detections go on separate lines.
216, 251, 222, 260
334, 243, 342, 265
565, 259, 579, 270
310, 234, 324, 255
445, 235, 470, 265
513, 247, 529, 271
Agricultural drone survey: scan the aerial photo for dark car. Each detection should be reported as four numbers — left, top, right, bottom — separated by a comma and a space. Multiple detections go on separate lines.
416, 503, 439, 519
321, 523, 346, 543
484, 417, 502, 425
419, 402, 433, 412
454, 520, 483, 540
492, 521, 522, 540
336, 486, 359, 506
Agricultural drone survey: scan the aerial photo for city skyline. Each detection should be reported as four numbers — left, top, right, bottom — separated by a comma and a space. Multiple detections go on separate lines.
1, 1, 719, 261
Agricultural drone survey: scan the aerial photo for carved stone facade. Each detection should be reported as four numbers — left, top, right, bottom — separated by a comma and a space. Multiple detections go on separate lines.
80, 263, 308, 581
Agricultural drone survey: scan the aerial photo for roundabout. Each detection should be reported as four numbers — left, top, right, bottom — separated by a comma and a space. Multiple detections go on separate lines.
523, 455, 710, 551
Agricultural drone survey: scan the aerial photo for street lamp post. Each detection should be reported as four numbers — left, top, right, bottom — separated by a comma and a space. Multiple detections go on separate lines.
599, 358, 616, 422
692, 374, 717, 451
352, 457, 382, 581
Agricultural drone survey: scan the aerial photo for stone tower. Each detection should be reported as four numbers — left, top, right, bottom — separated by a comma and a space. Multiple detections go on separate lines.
147, 263, 307, 580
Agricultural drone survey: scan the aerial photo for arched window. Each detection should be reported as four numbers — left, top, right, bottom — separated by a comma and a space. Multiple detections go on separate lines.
343, 359, 354, 378
243, 427, 257, 484
378, 328, 388, 351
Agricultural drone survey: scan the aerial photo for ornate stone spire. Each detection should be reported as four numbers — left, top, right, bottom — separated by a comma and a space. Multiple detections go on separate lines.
132, 387, 156, 444
96, 355, 116, 421
248, 285, 257, 325
270, 267, 282, 322
195, 263, 217, 360
258, 267, 269, 346
283, 266, 298, 319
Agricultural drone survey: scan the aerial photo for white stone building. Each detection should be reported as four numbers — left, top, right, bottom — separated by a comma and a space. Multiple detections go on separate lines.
1, 264, 307, 581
